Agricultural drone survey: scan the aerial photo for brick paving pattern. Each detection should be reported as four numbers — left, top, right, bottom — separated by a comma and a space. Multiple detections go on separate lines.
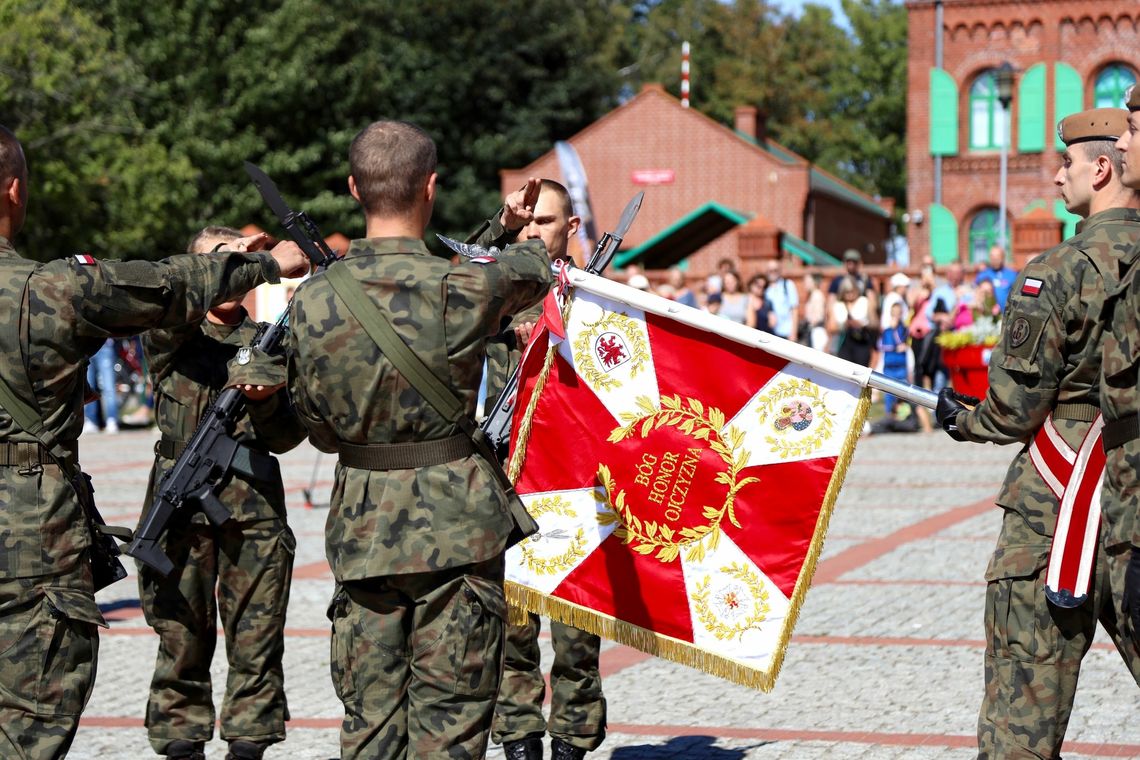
71, 427, 1140, 759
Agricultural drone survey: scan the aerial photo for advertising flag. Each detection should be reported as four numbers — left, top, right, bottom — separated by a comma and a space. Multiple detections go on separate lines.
504, 271, 871, 691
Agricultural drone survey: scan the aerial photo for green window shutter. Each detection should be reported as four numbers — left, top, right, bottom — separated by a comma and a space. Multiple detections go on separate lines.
1017, 63, 1046, 152
1054, 63, 1084, 150
1053, 198, 1081, 239
930, 68, 959, 156
929, 203, 959, 264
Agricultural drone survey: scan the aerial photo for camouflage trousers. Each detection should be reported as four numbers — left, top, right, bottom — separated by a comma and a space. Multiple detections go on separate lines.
329, 557, 506, 760
0, 563, 104, 760
137, 514, 295, 754
979, 508, 1140, 759
491, 613, 606, 751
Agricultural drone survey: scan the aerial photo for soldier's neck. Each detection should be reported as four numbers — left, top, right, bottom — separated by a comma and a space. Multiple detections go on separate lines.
1089, 188, 1140, 216
364, 214, 426, 241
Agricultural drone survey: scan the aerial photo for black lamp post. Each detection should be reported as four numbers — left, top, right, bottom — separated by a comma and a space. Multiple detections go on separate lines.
996, 62, 1014, 252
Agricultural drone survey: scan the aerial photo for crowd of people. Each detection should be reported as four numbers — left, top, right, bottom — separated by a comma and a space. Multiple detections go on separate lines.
625, 244, 1021, 433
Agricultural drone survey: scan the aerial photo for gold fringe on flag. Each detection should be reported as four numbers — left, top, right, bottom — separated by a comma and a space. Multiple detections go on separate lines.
505, 385, 873, 692
502, 282, 875, 691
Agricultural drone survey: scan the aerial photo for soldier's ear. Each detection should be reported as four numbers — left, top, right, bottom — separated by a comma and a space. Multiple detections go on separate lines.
347, 175, 362, 205
424, 172, 438, 205
4, 176, 21, 208
567, 215, 581, 239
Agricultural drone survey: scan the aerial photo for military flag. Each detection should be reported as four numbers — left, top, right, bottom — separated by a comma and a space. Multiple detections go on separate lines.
504, 269, 876, 691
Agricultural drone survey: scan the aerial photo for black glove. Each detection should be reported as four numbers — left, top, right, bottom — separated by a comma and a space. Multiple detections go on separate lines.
936, 387, 978, 442
1125, 546, 1140, 645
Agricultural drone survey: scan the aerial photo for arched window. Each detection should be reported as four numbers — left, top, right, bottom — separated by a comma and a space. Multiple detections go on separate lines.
1094, 64, 1137, 108
970, 71, 1010, 150
968, 208, 1010, 263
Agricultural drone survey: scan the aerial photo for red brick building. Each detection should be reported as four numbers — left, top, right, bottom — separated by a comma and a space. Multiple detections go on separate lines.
906, 0, 1139, 266
499, 84, 894, 280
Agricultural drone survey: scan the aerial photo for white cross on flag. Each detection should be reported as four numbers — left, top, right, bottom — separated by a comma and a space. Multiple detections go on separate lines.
504, 269, 872, 691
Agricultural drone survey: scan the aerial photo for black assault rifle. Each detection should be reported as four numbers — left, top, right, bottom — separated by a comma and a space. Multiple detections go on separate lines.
126, 162, 338, 574
479, 191, 644, 458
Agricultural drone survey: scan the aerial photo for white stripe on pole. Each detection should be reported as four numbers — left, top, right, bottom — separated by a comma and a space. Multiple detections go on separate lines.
681, 41, 690, 108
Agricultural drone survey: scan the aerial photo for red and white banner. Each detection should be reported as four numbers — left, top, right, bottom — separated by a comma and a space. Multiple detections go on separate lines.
504, 271, 871, 691
1028, 414, 1105, 607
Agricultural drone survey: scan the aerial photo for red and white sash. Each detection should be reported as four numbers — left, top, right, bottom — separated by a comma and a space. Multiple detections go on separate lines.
1027, 414, 1105, 608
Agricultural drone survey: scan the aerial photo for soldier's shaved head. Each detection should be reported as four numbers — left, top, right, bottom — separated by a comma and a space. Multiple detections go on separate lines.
538, 179, 573, 219
187, 225, 242, 253
0, 125, 25, 184
349, 120, 437, 217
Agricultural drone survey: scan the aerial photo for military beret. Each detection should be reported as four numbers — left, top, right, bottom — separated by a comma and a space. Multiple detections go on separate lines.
1128, 84, 1140, 112
1057, 108, 1130, 145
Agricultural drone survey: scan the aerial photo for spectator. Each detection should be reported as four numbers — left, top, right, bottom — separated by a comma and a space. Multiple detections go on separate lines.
800, 273, 828, 351
746, 273, 776, 333
704, 291, 723, 316
667, 266, 697, 308
829, 249, 873, 297
705, 257, 736, 295
878, 301, 912, 419
975, 245, 1018, 310
973, 278, 1001, 320
927, 261, 966, 328
718, 270, 749, 324
83, 338, 120, 434
628, 272, 650, 291
828, 276, 877, 367
880, 272, 911, 325
764, 259, 799, 341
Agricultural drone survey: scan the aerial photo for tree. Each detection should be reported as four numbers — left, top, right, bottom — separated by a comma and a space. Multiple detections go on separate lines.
0, 0, 197, 260
83, 0, 626, 249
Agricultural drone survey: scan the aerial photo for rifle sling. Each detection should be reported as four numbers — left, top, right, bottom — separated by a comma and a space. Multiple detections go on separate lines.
323, 265, 538, 543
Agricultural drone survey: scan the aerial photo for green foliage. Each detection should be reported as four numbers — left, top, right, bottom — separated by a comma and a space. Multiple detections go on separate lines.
6, 0, 905, 259
0, 0, 196, 261
619, 0, 906, 210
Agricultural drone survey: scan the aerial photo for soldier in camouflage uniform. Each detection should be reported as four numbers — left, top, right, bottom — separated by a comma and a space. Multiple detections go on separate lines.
1101, 87, 1140, 652
936, 109, 1140, 759
285, 121, 553, 760
136, 226, 308, 760
0, 125, 310, 760
472, 180, 607, 760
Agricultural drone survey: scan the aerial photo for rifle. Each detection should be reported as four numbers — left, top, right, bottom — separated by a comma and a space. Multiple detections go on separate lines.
126, 163, 338, 574
479, 191, 644, 458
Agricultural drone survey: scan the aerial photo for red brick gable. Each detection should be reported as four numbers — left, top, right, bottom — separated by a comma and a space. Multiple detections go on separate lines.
500, 85, 890, 277
502, 86, 810, 252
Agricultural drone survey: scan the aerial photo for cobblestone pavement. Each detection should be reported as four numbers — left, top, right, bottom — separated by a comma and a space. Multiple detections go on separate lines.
71, 425, 1140, 759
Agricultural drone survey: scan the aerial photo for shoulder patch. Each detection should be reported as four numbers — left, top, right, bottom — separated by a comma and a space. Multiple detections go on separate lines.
1020, 277, 1042, 297
1006, 313, 1044, 359
74, 253, 97, 266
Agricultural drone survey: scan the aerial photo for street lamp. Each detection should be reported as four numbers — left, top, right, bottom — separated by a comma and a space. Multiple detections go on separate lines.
996, 62, 1014, 253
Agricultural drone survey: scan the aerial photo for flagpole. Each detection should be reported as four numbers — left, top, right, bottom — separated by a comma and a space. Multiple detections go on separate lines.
563, 268, 942, 411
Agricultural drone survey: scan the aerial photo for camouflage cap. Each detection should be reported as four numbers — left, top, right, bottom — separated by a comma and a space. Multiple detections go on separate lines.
1057, 108, 1130, 145
1128, 84, 1140, 112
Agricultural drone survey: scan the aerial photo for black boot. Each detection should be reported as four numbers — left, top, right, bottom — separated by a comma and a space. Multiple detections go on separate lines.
550, 738, 587, 760
503, 737, 544, 760
164, 740, 206, 760
226, 740, 268, 760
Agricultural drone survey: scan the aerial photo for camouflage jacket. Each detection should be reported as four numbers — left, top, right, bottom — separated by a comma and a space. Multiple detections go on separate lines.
958, 208, 1140, 537
286, 236, 553, 580
0, 237, 281, 612
142, 312, 307, 525
1098, 232, 1140, 547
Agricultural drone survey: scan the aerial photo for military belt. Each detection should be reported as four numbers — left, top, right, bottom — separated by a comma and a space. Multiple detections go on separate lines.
1053, 401, 1100, 422
1102, 414, 1139, 452
0, 440, 77, 468
337, 433, 474, 470
155, 437, 278, 482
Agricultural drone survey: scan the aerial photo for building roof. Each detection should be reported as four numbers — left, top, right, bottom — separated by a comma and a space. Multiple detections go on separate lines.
614, 202, 751, 269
